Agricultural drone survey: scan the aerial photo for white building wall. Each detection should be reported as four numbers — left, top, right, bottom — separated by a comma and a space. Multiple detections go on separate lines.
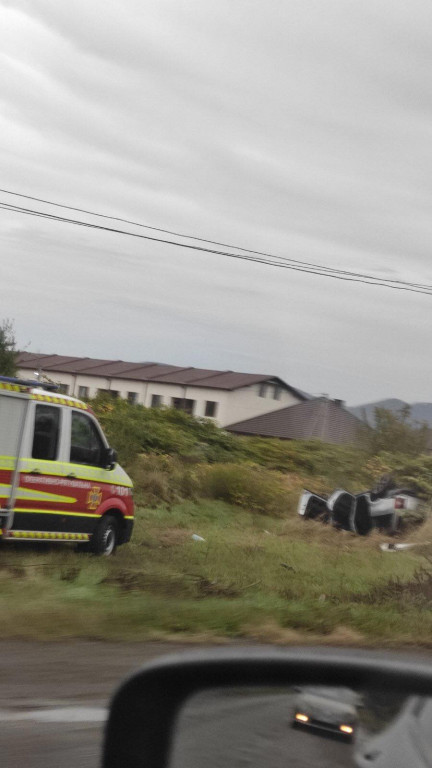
223, 384, 301, 425
17, 368, 301, 427
17, 368, 231, 423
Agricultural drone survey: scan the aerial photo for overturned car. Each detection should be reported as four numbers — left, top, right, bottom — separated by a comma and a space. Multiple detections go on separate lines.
298, 477, 419, 535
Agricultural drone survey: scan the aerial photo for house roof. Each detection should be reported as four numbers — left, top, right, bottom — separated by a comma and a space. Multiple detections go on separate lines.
16, 352, 306, 397
226, 397, 363, 444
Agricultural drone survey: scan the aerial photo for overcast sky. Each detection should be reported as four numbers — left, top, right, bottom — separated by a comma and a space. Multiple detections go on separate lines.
2, 0, 432, 405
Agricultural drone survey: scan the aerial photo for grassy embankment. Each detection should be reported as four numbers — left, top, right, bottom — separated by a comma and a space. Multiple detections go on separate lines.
1, 398, 432, 644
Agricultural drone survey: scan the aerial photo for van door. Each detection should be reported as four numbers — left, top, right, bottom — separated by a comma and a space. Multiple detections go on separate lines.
62, 408, 112, 535
0, 393, 28, 528
12, 402, 76, 536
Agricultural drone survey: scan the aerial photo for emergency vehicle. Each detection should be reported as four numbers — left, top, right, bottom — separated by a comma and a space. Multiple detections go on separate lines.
0, 376, 134, 555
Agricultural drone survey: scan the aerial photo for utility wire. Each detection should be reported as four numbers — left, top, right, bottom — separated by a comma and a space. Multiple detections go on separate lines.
2, 187, 432, 290
2, 190, 432, 291
2, 198, 432, 296
0, 186, 363, 276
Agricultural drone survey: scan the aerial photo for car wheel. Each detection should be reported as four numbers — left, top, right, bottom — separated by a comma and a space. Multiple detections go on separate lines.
350, 496, 372, 536
91, 515, 118, 556
329, 492, 354, 531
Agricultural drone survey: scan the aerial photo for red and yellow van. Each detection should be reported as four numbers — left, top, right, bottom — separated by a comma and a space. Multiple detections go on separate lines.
0, 376, 133, 555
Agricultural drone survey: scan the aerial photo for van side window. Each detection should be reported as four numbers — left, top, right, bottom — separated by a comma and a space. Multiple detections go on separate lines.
70, 411, 105, 466
32, 405, 60, 461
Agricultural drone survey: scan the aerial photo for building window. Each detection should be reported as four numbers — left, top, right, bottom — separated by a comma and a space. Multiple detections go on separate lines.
172, 397, 195, 415
127, 392, 138, 404
57, 384, 69, 395
78, 386, 89, 399
205, 401, 218, 417
97, 388, 119, 399
151, 394, 163, 408
273, 385, 281, 400
259, 383, 267, 398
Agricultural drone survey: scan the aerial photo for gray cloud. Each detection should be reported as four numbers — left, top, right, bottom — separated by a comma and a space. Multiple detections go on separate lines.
2, 0, 432, 404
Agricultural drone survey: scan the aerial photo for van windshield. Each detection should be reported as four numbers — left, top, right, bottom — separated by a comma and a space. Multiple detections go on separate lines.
0, 395, 27, 456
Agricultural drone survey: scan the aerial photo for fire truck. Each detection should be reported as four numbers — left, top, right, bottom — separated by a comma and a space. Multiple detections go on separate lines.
0, 375, 134, 555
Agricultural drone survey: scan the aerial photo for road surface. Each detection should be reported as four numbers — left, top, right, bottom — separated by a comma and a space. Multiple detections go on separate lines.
0, 641, 430, 767
172, 689, 354, 768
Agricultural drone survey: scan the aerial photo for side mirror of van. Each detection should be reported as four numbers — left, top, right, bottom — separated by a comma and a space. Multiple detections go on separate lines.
104, 447, 118, 470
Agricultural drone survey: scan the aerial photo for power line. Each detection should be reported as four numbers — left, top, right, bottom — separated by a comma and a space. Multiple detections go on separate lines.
0, 186, 364, 276
2, 188, 432, 291
2, 199, 432, 295
2, 196, 432, 296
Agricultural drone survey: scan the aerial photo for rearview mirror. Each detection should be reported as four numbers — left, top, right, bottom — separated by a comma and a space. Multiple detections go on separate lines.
103, 648, 432, 768
103, 447, 117, 470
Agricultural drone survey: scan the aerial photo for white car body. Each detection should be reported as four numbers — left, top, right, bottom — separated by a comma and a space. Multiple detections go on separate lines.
298, 487, 419, 535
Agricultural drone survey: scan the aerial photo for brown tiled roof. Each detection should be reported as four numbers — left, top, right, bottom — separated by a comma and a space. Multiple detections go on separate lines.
226, 398, 362, 444
16, 352, 306, 397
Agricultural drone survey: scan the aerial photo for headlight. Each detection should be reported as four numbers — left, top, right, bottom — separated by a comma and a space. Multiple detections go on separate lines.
339, 724, 353, 734
295, 713, 309, 722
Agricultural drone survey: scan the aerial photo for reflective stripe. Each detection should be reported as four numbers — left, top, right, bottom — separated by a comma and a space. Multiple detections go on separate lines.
4, 531, 90, 541
0, 457, 132, 488
31, 393, 88, 409
13, 508, 102, 518
13, 508, 134, 520
0, 456, 15, 470
0, 382, 89, 410
0, 485, 76, 504
0, 383, 31, 393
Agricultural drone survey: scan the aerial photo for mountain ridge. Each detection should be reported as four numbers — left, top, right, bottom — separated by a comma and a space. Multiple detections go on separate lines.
348, 399, 432, 427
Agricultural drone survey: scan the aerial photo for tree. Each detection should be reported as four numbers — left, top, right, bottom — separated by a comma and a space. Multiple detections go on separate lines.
0, 319, 17, 376
360, 406, 429, 458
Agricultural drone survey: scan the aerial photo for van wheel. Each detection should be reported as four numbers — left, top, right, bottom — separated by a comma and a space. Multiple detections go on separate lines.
91, 515, 118, 556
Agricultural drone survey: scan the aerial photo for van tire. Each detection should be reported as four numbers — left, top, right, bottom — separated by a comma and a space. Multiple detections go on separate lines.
91, 515, 118, 556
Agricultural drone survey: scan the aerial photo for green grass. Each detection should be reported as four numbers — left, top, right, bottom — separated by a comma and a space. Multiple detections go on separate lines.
1, 500, 432, 644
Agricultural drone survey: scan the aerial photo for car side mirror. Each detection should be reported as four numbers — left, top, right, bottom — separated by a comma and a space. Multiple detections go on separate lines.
104, 447, 117, 470
102, 648, 432, 768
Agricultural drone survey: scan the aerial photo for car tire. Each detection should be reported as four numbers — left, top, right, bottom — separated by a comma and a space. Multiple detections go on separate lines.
350, 496, 372, 536
304, 496, 329, 523
329, 492, 354, 531
91, 514, 118, 556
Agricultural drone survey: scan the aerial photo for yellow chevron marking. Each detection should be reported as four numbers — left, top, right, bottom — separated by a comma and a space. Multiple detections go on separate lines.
9, 530, 90, 541
0, 382, 30, 393
0, 382, 89, 410
31, 393, 89, 410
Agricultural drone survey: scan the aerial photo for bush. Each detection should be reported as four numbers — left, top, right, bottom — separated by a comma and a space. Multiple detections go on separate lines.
359, 406, 429, 457
130, 454, 199, 508
91, 397, 239, 466
91, 395, 432, 509
383, 453, 432, 500
198, 463, 289, 517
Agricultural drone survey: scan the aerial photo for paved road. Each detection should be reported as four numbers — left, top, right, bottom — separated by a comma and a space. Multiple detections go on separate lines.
172, 689, 354, 768
0, 640, 193, 768
0, 641, 431, 767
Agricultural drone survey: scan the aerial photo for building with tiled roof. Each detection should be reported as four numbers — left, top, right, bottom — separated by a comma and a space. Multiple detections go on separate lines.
226, 397, 362, 444
16, 352, 306, 427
